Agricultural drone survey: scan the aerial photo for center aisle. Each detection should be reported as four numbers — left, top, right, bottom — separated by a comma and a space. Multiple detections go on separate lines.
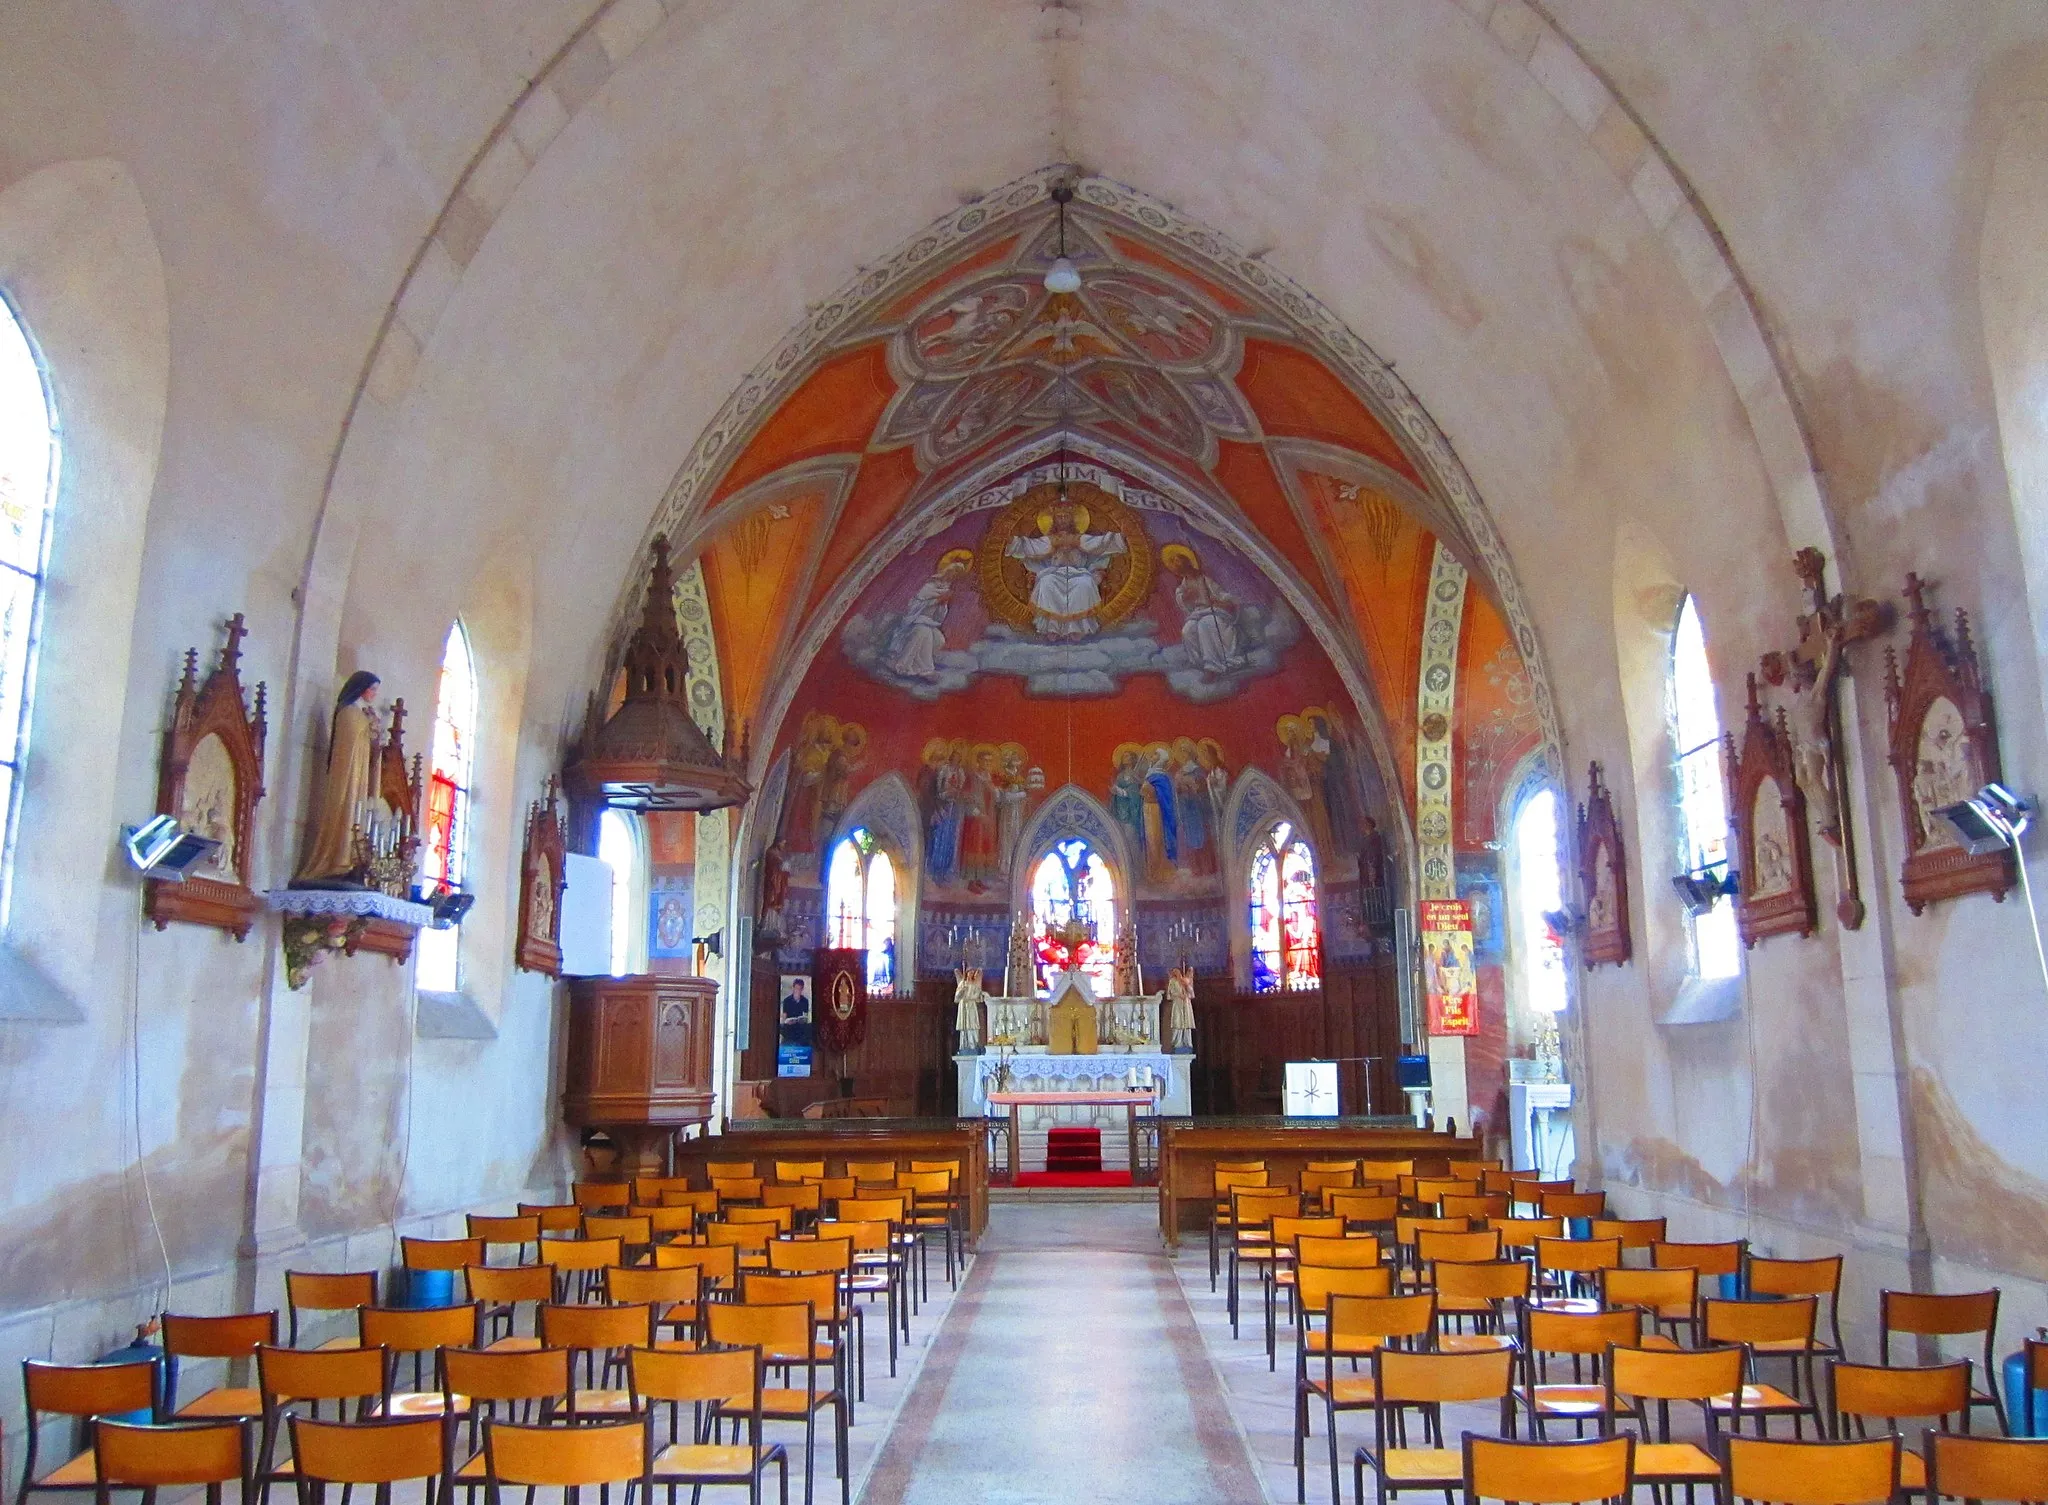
860, 1199, 1267, 1505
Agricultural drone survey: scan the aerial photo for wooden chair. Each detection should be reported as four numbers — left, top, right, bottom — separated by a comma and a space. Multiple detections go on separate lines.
894, 1170, 962, 1296
1357, 1160, 1413, 1183
1351, 1347, 1515, 1505
250, 1343, 387, 1493
356, 1304, 480, 1412
570, 1182, 630, 1212
1538, 1190, 1608, 1223
1924, 1430, 2048, 1501
765, 1242, 867, 1400
91, 1419, 250, 1505
657, 1188, 720, 1226
1831, 1360, 1969, 1492
1209, 1170, 1271, 1288
17, 1359, 159, 1503
580, 1216, 653, 1264
604, 1264, 703, 1348
1700, 1297, 1823, 1436
1721, 1435, 1899, 1504
479, 1417, 649, 1503
706, 1160, 759, 1181
1410, 1178, 1465, 1211
712, 1176, 767, 1205
816, 1219, 906, 1375
1227, 1188, 1301, 1339
1600, 1341, 1744, 1494
465, 1215, 541, 1266
773, 1160, 827, 1184
536, 1303, 655, 1416
1488, 1217, 1563, 1262
286, 1414, 446, 1505
843, 1160, 896, 1186
283, 1272, 376, 1350
441, 1344, 573, 1479
1303, 1293, 1435, 1504
1598, 1266, 1699, 1347
630, 1346, 789, 1505
834, 1196, 916, 1314
1300, 1167, 1358, 1198
1585, 1218, 1664, 1264
804, 1176, 857, 1210
1520, 1307, 1645, 1439
1879, 1288, 2004, 1434
761, 1184, 822, 1229
705, 1302, 848, 1505
1652, 1238, 1746, 1299
1512, 1179, 1575, 1214
1394, 1217, 1472, 1291
1746, 1254, 1845, 1362
632, 1176, 691, 1204
1412, 1228, 1502, 1287
1482, 1168, 1543, 1197
162, 1313, 278, 1420
1533, 1238, 1621, 1307
742, 1272, 854, 1418
726, 1205, 797, 1235
1325, 1191, 1399, 1237
537, 1235, 623, 1303
466, 1264, 552, 1350
515, 1203, 582, 1238
1290, 1261, 1400, 1496
1260, 1215, 1346, 1367
1431, 1261, 1528, 1354
654, 1241, 740, 1297
1441, 1193, 1510, 1222
1462, 1433, 1634, 1504
400, 1239, 485, 1305
634, 1204, 699, 1246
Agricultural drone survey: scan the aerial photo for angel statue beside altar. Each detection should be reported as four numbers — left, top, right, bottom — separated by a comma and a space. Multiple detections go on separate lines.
1164, 963, 1196, 1052
952, 966, 985, 1051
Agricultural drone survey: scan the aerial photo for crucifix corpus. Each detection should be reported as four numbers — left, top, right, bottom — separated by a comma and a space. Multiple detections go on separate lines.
1758, 547, 1892, 930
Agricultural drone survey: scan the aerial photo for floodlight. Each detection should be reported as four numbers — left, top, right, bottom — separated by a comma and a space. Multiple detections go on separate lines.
1671, 862, 1737, 917
120, 815, 221, 881
1932, 782, 2034, 856
430, 889, 475, 926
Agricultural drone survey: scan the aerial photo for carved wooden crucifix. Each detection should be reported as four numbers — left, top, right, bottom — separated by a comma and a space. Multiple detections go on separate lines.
1758, 547, 1892, 929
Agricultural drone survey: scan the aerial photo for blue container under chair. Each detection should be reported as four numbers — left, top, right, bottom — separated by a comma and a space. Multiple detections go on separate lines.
395, 1267, 455, 1309
94, 1330, 162, 1424
1715, 1272, 1742, 1299
2003, 1352, 2048, 1437
1567, 1217, 1592, 1240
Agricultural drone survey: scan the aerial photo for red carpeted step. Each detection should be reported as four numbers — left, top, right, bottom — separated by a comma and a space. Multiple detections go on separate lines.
1044, 1125, 1102, 1174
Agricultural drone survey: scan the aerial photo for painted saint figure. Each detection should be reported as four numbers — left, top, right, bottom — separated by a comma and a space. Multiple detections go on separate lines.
1142, 747, 1180, 886
1004, 502, 1127, 638
1163, 544, 1244, 674
885, 549, 972, 679
293, 670, 381, 888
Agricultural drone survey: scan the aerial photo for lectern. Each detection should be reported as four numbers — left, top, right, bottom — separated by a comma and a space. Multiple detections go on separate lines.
562, 975, 716, 1174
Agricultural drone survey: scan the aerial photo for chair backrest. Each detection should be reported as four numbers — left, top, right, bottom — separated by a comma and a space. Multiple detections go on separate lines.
442, 1345, 572, 1406
724, 1204, 795, 1232
255, 1343, 386, 1405
659, 1188, 720, 1217
285, 1269, 378, 1316
1490, 1215, 1565, 1248
23, 1358, 158, 1420
704, 1300, 813, 1362
288, 1415, 444, 1486
705, 1160, 758, 1180
743, 1270, 841, 1318
838, 1194, 909, 1225
896, 1169, 953, 1199
1605, 1342, 1743, 1404
1441, 1192, 1510, 1221
762, 1183, 822, 1213
1601, 1266, 1696, 1317
1416, 1228, 1501, 1267
1723, 1435, 1898, 1504
909, 1158, 961, 1179
707, 1220, 776, 1253
358, 1302, 480, 1357
483, 1417, 647, 1488
92, 1418, 249, 1488
582, 1215, 653, 1247
1464, 1434, 1634, 1504
632, 1176, 691, 1203
1298, 1168, 1356, 1194
1525, 1306, 1641, 1359
1433, 1259, 1531, 1306
845, 1159, 899, 1184
571, 1182, 631, 1210
1373, 1347, 1514, 1406
1587, 1216, 1666, 1249
1325, 1291, 1434, 1348
774, 1159, 827, 1183
1746, 1253, 1841, 1300
807, 1175, 857, 1204
767, 1236, 854, 1276
1925, 1432, 2048, 1501
1879, 1288, 1997, 1345
1270, 1214, 1344, 1247
629, 1344, 760, 1409
1538, 1190, 1607, 1219
1296, 1263, 1395, 1315
1832, 1360, 1971, 1432
517, 1202, 583, 1234
817, 1217, 891, 1256
638, 1205, 699, 1241
538, 1235, 623, 1272
1213, 1159, 1266, 1173
710, 1175, 765, 1201
1412, 1177, 1464, 1206
1396, 1215, 1472, 1248
162, 1311, 279, 1359
1702, 1296, 1817, 1347
466, 1214, 541, 1248
1325, 1191, 1399, 1224
1536, 1236, 1622, 1276
654, 1241, 737, 1286
538, 1301, 655, 1353
1651, 1239, 1744, 1277
1231, 1188, 1298, 1229
1357, 1159, 1413, 1181
400, 1238, 485, 1278
605, 1263, 701, 1307
467, 1263, 553, 1306
1294, 1234, 1382, 1269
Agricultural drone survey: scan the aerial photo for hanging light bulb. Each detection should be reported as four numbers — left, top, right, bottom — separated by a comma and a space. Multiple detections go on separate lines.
1044, 183, 1082, 294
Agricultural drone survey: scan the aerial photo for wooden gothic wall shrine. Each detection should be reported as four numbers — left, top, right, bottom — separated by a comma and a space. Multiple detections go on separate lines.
516, 777, 569, 975
1576, 761, 1632, 967
1758, 547, 1891, 928
147, 614, 268, 939
1883, 573, 2015, 912
1723, 673, 1818, 945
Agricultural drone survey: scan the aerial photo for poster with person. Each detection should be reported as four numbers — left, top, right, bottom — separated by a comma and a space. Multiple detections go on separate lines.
1421, 898, 1477, 1035
776, 973, 814, 1077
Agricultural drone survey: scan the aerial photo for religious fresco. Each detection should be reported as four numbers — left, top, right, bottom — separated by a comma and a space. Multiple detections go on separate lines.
1455, 594, 1543, 850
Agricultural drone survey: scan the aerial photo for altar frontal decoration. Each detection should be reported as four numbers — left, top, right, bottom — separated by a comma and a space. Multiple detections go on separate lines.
815, 946, 869, 1052
1421, 898, 1477, 1036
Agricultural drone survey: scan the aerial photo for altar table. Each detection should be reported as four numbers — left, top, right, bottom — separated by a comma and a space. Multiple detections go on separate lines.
987, 1090, 1160, 1180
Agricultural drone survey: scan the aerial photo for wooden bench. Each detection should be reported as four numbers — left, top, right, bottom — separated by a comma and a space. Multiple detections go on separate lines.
674, 1120, 990, 1239
1156, 1120, 1484, 1247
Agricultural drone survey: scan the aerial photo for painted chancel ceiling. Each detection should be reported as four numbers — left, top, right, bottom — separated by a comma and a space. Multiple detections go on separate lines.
677, 184, 1546, 858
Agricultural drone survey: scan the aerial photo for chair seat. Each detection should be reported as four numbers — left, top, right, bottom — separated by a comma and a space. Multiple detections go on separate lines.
1532, 1297, 1602, 1315
761, 1388, 838, 1419
453, 1453, 488, 1480
381, 1390, 468, 1418
177, 1386, 264, 1419
35, 1450, 98, 1487
1307, 1377, 1379, 1404
1748, 1337, 1819, 1354
1706, 1384, 1807, 1414
1436, 1332, 1515, 1354
651, 1443, 763, 1481
483, 1336, 542, 1352
1302, 1331, 1386, 1356
1531, 1383, 1608, 1416
573, 1389, 641, 1415
1634, 1442, 1718, 1482
1374, 1448, 1461, 1485
847, 1274, 890, 1293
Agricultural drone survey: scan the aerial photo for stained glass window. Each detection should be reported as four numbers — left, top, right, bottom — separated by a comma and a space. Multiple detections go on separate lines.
1510, 788, 1570, 1014
1250, 821, 1320, 991
598, 808, 644, 977
825, 827, 897, 995
414, 622, 477, 991
1671, 596, 1740, 980
0, 296, 56, 903
1030, 837, 1117, 997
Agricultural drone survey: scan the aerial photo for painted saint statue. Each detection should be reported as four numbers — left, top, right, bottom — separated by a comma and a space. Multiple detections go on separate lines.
293, 670, 381, 888
1004, 501, 1128, 638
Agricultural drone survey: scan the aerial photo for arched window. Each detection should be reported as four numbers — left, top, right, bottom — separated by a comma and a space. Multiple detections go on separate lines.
599, 808, 646, 977
414, 623, 478, 991
1508, 788, 1569, 1016
1030, 837, 1117, 998
1249, 822, 1319, 992
0, 296, 57, 899
825, 826, 897, 995
1671, 596, 1740, 980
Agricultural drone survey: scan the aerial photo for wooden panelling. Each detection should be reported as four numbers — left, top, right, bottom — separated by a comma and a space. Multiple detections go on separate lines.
740, 969, 955, 1119
1190, 957, 1401, 1116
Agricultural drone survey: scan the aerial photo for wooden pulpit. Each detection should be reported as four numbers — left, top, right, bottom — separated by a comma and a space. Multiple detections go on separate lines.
562, 974, 716, 1174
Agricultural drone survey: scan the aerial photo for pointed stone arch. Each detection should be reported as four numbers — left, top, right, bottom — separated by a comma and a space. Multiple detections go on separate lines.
1221, 768, 1313, 989
1008, 784, 1135, 918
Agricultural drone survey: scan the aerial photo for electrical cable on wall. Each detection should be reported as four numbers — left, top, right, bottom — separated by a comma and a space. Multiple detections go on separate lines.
131, 904, 173, 1315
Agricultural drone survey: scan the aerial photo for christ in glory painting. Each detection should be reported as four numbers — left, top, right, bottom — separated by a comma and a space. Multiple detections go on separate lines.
1005, 502, 1128, 638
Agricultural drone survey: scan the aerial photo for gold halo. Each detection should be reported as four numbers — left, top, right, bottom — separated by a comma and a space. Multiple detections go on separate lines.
839, 724, 867, 755
1276, 714, 1302, 746
938, 548, 974, 573
1160, 543, 1199, 575
922, 737, 949, 765
978, 481, 1154, 634
1112, 742, 1142, 768
1172, 736, 1197, 760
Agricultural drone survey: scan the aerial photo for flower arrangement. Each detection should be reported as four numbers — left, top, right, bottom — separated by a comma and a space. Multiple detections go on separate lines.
1034, 916, 1098, 975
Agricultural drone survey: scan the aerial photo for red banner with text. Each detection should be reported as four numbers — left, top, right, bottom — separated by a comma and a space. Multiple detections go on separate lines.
1421, 899, 1477, 1036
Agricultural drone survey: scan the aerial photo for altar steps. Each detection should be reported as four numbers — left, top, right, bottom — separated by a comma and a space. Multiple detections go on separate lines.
1045, 1125, 1103, 1173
